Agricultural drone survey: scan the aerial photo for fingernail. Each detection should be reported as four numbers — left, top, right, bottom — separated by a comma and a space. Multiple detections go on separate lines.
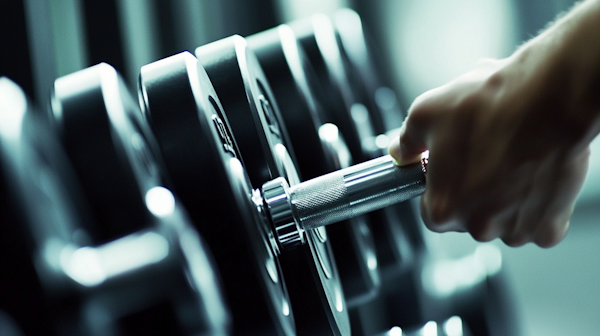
389, 142, 423, 166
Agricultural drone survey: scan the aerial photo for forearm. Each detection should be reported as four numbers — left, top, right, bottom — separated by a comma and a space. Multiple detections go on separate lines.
517, 0, 600, 144
389, 0, 600, 247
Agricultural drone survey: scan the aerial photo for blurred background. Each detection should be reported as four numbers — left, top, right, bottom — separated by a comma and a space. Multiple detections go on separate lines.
2, 0, 599, 335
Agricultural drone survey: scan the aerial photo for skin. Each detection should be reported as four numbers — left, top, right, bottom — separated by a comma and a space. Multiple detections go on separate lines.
389, 0, 600, 247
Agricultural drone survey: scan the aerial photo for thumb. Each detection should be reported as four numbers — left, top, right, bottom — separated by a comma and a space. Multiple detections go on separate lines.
388, 114, 429, 166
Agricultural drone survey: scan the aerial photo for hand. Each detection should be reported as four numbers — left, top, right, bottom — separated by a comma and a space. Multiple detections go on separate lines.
389, 54, 592, 247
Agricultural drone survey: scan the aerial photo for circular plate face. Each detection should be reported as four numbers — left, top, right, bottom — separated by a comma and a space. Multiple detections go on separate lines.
248, 25, 381, 308
196, 36, 350, 336
139, 51, 294, 336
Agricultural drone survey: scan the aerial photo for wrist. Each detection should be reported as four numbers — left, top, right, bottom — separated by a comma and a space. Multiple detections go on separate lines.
516, 0, 600, 145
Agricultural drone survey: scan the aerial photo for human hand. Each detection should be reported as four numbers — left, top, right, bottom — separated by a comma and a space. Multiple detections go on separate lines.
389, 54, 592, 247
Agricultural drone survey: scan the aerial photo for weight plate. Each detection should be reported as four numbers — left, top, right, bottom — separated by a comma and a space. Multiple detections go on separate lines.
47, 214, 231, 336
49, 66, 230, 336
0, 77, 79, 336
139, 51, 294, 336
52, 64, 162, 244
247, 25, 380, 308
196, 36, 350, 336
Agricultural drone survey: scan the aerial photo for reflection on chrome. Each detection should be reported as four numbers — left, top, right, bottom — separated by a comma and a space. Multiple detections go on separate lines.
443, 316, 464, 336
319, 122, 340, 142
282, 298, 290, 317
423, 244, 502, 298
350, 103, 378, 153
60, 232, 169, 286
335, 285, 344, 312
265, 255, 279, 284
366, 250, 378, 271
145, 186, 176, 217
0, 78, 27, 140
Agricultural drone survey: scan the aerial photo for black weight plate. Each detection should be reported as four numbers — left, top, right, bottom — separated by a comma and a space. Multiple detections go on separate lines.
247, 25, 380, 308
45, 211, 232, 336
0, 77, 80, 336
52, 64, 162, 244
49, 66, 230, 336
196, 36, 350, 336
139, 51, 294, 336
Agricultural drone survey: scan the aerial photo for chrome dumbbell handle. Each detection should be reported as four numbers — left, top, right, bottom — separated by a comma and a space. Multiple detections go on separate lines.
262, 155, 427, 250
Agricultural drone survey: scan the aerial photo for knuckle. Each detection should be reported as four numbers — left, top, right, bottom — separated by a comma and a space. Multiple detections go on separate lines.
423, 219, 445, 233
534, 219, 569, 248
467, 219, 496, 242
502, 236, 530, 247
405, 105, 432, 131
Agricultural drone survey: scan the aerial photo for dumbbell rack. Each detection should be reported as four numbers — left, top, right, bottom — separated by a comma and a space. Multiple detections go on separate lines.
0, 4, 520, 336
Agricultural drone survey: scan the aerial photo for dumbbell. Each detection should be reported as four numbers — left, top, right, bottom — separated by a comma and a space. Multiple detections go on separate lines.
140, 38, 427, 334
138, 52, 295, 336
0, 78, 68, 336
48, 65, 229, 336
195, 35, 427, 335
194, 36, 351, 336
246, 23, 382, 309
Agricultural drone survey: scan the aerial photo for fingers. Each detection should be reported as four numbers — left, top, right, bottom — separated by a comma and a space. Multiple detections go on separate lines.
391, 88, 467, 227
389, 107, 430, 165
503, 149, 589, 247
390, 60, 589, 249
531, 149, 589, 247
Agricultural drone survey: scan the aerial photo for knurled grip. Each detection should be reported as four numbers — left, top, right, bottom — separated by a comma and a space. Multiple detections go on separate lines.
290, 155, 426, 230
292, 171, 352, 230
261, 155, 426, 250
